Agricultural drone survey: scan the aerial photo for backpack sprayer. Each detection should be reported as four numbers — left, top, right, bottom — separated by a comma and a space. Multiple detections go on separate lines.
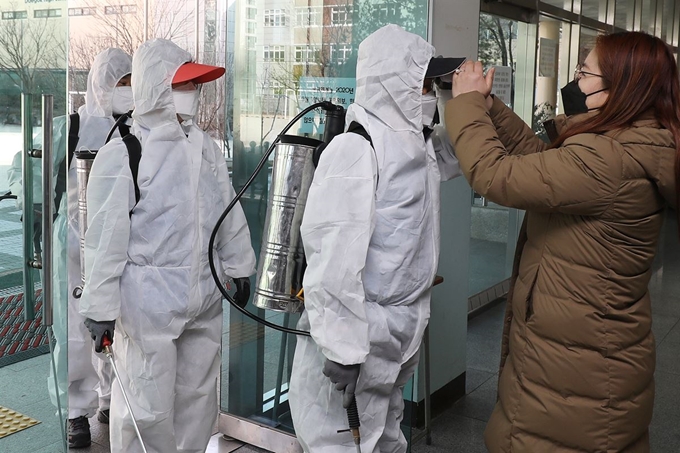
208, 102, 362, 451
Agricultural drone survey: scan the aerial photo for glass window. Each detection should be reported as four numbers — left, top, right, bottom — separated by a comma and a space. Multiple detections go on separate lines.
263, 45, 285, 62
246, 7, 256, 20
328, 43, 352, 63
247, 21, 256, 34
34, 9, 62, 19
640, 0, 656, 34
264, 9, 287, 27
2, 10, 27, 20
295, 45, 320, 63
581, 0, 607, 21
330, 6, 353, 25
296, 6, 322, 27
68, 8, 96, 17
662, 0, 675, 41
615, 0, 633, 30
377, 1, 399, 21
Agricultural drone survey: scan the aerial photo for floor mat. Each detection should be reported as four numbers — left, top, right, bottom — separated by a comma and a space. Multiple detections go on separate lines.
0, 406, 40, 439
0, 289, 48, 367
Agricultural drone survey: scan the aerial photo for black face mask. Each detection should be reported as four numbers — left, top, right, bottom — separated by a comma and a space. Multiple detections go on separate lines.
560, 80, 607, 116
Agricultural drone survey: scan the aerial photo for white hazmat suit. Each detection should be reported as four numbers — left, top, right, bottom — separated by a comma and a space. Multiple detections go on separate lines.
51, 48, 132, 420
80, 39, 256, 453
289, 25, 461, 453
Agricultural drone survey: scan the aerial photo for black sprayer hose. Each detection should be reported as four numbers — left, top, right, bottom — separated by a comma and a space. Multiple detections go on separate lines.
104, 111, 133, 144
209, 101, 335, 337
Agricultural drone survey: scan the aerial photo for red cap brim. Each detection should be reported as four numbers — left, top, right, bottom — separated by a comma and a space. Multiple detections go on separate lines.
173, 62, 226, 84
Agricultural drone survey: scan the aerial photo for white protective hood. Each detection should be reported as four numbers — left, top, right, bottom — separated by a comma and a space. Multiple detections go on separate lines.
83, 48, 132, 118
131, 38, 191, 131
353, 23, 434, 132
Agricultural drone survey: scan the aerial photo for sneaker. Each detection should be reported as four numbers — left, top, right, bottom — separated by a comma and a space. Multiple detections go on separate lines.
97, 409, 110, 424
68, 416, 91, 449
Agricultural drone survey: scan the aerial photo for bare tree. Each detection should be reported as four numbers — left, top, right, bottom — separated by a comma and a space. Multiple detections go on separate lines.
74, 0, 194, 60
0, 9, 65, 95
68, 0, 226, 138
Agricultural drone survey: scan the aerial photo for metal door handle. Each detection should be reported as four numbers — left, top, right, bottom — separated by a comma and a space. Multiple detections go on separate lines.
42, 95, 54, 326
21, 94, 37, 321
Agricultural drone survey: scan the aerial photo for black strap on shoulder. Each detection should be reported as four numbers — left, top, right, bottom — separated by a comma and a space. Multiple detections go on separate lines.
54, 113, 80, 216
67, 113, 79, 166
346, 121, 379, 186
122, 134, 142, 215
347, 121, 373, 149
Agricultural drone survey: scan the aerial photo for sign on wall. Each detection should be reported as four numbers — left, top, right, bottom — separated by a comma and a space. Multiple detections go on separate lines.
297, 77, 356, 135
539, 38, 558, 78
490, 66, 513, 106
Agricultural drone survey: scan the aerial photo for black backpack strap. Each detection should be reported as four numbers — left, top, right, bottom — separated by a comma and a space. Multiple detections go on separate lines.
67, 113, 79, 165
346, 121, 379, 186
54, 113, 80, 216
122, 134, 142, 216
346, 121, 373, 149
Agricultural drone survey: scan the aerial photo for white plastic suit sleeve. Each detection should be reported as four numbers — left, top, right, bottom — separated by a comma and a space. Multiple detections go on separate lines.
207, 139, 257, 279
300, 133, 377, 366
431, 125, 462, 181
432, 86, 462, 181
79, 142, 135, 322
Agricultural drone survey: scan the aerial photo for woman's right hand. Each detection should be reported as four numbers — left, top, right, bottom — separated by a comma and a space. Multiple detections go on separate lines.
452, 61, 496, 101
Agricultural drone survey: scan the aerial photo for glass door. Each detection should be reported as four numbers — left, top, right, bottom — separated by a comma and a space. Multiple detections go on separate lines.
469, 12, 535, 305
221, 0, 428, 451
0, 0, 68, 451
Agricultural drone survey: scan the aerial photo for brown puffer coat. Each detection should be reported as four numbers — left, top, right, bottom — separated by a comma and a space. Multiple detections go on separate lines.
445, 92, 678, 453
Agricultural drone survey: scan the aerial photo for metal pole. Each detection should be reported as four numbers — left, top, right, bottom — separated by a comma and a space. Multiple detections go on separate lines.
104, 344, 149, 453
41, 95, 54, 326
144, 0, 149, 41
195, 0, 201, 58
423, 325, 432, 445
21, 94, 36, 321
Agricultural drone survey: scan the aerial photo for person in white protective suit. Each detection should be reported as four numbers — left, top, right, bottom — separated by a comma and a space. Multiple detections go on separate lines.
60, 48, 133, 449
80, 38, 256, 453
7, 48, 133, 449
289, 24, 464, 453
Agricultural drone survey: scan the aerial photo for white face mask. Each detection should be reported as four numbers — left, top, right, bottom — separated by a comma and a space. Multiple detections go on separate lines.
111, 86, 133, 115
172, 89, 200, 122
421, 92, 438, 128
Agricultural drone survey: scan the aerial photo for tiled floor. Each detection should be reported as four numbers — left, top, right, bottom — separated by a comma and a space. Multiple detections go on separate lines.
1, 213, 679, 452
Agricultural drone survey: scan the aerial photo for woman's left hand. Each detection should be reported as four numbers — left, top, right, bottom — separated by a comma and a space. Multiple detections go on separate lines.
452, 61, 495, 99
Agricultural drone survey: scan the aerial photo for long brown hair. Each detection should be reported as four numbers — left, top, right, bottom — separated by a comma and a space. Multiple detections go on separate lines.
554, 31, 680, 236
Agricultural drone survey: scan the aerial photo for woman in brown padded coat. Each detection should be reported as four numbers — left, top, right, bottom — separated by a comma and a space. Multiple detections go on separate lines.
446, 32, 680, 452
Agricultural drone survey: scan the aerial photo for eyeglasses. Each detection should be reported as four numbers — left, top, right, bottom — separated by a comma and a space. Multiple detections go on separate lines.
574, 64, 603, 81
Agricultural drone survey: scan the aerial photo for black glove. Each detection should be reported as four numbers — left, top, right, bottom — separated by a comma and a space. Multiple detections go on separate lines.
84, 318, 115, 353
233, 277, 251, 308
323, 359, 360, 408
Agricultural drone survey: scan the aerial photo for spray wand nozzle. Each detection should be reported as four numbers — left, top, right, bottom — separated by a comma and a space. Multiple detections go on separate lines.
337, 396, 361, 452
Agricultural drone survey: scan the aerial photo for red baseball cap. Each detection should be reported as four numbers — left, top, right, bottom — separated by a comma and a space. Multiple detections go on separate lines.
173, 62, 226, 85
